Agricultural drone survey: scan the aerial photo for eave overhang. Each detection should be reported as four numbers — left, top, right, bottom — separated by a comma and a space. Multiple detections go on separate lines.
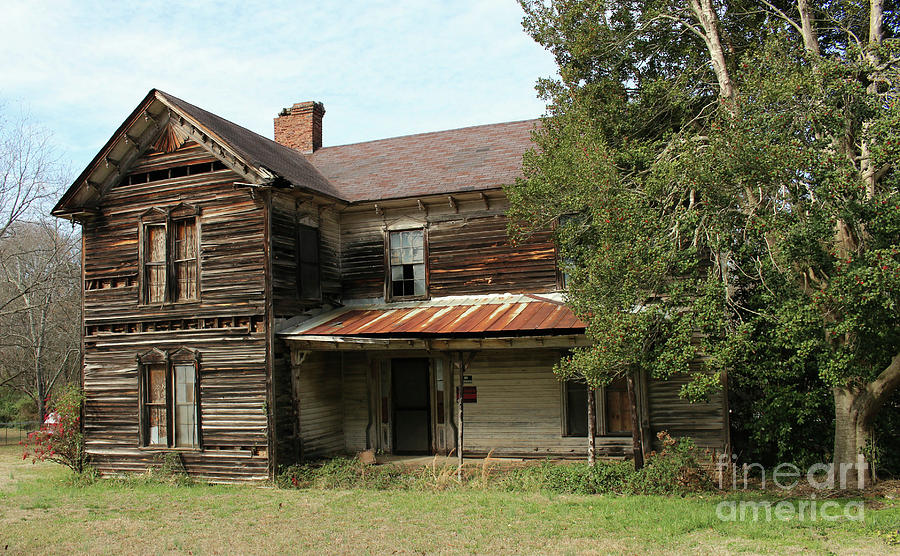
278, 293, 587, 351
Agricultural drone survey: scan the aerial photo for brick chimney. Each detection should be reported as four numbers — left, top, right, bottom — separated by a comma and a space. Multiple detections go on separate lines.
274, 101, 325, 153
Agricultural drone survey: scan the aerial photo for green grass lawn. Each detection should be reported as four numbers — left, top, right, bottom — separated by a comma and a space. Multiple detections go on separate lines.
1, 446, 898, 555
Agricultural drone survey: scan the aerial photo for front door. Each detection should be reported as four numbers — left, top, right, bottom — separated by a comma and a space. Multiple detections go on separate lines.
391, 358, 431, 454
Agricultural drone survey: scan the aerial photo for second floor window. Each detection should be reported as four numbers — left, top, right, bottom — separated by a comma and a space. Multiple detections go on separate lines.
141, 205, 199, 304
145, 224, 167, 303
297, 225, 321, 300
173, 219, 198, 301
388, 229, 426, 298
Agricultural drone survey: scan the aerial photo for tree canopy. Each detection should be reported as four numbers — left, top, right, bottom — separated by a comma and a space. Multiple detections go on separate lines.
509, 0, 900, 477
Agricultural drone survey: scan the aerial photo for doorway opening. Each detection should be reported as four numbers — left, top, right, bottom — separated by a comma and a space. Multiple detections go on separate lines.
391, 358, 431, 454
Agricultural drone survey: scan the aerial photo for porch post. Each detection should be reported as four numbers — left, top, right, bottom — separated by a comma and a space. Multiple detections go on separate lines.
291, 349, 310, 462
587, 387, 596, 465
626, 367, 644, 470
457, 351, 464, 482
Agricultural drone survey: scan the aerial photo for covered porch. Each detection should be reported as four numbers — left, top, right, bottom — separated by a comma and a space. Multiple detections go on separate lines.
277, 294, 638, 463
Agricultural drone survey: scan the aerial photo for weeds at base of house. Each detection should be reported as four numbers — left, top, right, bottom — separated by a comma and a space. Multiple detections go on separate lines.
276, 433, 712, 495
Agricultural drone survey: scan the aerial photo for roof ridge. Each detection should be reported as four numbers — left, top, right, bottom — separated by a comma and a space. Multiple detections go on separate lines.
155, 90, 344, 201
313, 118, 540, 151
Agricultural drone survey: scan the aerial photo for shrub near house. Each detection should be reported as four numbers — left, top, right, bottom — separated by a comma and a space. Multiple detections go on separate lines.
22, 385, 86, 474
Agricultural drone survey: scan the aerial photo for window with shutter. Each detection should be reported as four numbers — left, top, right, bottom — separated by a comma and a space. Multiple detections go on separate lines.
297, 225, 321, 300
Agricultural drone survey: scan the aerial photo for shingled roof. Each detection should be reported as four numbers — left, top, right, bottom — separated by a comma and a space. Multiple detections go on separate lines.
53, 90, 539, 216
306, 119, 538, 202
156, 91, 344, 200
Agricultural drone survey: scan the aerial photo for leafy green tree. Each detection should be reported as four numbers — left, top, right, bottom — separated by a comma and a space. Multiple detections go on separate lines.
510, 0, 899, 481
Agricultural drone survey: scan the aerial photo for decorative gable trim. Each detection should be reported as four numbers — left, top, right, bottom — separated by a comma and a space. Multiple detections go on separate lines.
150, 122, 189, 153
52, 90, 274, 220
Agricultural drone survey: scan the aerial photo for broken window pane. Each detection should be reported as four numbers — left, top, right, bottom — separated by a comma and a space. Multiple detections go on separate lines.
143, 216, 200, 304
143, 361, 199, 448
389, 230, 426, 298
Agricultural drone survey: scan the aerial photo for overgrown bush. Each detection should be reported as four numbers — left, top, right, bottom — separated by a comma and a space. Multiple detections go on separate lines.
630, 432, 713, 494
277, 433, 713, 496
21, 384, 87, 474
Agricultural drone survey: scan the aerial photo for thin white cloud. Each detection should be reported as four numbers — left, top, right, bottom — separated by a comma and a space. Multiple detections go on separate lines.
0, 1, 558, 172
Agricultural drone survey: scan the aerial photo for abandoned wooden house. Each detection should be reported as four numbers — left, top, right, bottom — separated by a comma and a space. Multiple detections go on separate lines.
52, 89, 729, 482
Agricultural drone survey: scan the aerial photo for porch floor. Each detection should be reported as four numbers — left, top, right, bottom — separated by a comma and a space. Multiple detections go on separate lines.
376, 454, 530, 467
372, 454, 619, 468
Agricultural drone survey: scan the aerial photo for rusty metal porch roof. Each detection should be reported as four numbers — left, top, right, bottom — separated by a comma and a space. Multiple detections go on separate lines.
278, 293, 585, 339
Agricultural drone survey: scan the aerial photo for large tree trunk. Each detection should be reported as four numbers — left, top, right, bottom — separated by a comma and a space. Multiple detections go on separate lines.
832, 387, 872, 487
796, 0, 821, 55
832, 352, 900, 487
689, 0, 735, 99
869, 0, 883, 44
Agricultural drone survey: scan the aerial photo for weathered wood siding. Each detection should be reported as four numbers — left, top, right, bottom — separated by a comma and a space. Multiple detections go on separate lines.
428, 216, 557, 295
83, 142, 266, 323
318, 204, 342, 300
81, 140, 270, 481
342, 353, 369, 454
272, 340, 297, 469
647, 375, 727, 450
83, 332, 269, 481
462, 350, 631, 457
270, 193, 341, 318
339, 207, 387, 299
271, 194, 301, 317
339, 194, 558, 299
270, 192, 341, 468
293, 351, 345, 458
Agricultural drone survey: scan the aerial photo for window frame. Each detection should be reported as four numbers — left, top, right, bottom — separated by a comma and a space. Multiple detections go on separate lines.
296, 224, 322, 302
561, 378, 632, 438
385, 228, 428, 301
139, 204, 200, 305
137, 348, 202, 450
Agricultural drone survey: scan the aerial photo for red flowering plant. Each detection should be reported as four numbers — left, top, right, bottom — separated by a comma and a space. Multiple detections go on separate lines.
21, 384, 87, 474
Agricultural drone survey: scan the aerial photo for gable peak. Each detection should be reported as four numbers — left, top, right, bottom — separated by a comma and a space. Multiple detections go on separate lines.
150, 121, 189, 154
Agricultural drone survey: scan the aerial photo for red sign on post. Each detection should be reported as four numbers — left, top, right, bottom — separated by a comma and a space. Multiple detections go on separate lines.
456, 386, 477, 403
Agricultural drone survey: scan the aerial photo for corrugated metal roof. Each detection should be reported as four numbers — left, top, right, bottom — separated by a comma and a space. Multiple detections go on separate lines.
279, 293, 584, 338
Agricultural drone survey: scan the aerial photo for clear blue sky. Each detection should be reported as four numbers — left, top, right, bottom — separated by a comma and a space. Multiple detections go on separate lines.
0, 1, 558, 176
